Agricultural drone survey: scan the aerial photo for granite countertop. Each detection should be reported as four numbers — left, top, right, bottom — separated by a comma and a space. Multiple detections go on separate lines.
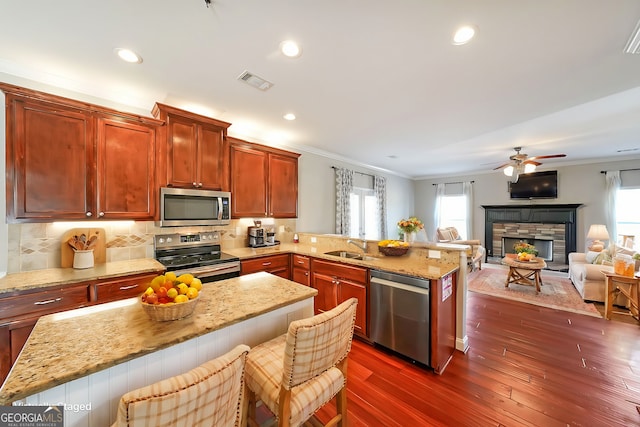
226, 242, 460, 280
0, 272, 317, 404
0, 259, 166, 295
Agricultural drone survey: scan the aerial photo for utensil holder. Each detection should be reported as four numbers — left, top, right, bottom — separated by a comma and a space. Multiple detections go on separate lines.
73, 250, 94, 269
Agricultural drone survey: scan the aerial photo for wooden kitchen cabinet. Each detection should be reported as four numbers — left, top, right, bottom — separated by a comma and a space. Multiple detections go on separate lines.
91, 273, 157, 304
0, 283, 91, 384
1, 83, 162, 222
311, 259, 368, 337
152, 103, 231, 191
291, 254, 310, 286
241, 254, 290, 279
230, 138, 300, 218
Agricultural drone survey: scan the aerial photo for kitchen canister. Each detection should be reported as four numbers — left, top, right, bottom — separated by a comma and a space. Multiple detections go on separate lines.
73, 250, 95, 269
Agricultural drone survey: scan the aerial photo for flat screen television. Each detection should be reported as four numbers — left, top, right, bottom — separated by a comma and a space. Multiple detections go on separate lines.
509, 170, 558, 199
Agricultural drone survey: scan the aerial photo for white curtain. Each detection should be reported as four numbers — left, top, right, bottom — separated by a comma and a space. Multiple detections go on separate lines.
335, 167, 354, 235
605, 171, 621, 243
374, 175, 387, 239
462, 181, 473, 240
433, 183, 445, 241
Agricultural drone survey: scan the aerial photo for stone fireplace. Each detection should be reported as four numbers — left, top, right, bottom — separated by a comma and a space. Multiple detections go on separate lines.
482, 204, 582, 270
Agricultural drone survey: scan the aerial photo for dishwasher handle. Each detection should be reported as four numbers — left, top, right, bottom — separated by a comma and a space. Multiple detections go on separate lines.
370, 276, 430, 295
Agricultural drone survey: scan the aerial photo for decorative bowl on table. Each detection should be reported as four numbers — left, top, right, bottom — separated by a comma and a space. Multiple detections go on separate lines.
378, 240, 410, 256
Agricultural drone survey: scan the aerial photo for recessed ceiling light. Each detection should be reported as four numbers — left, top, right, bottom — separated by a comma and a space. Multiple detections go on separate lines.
114, 48, 143, 63
283, 113, 296, 121
452, 26, 476, 45
280, 40, 302, 58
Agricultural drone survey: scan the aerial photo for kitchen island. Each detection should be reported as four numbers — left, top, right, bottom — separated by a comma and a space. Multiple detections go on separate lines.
0, 272, 317, 427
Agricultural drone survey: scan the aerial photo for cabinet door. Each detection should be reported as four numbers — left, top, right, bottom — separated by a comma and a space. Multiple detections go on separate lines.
93, 273, 156, 303
6, 96, 94, 221
338, 279, 367, 336
291, 255, 310, 286
166, 114, 198, 188
0, 317, 38, 386
197, 123, 229, 190
97, 117, 157, 220
231, 144, 268, 217
311, 272, 339, 316
268, 153, 298, 218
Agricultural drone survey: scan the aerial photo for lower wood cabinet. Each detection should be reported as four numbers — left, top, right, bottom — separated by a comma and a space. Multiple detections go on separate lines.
91, 273, 157, 303
241, 254, 291, 279
291, 254, 310, 286
310, 259, 368, 337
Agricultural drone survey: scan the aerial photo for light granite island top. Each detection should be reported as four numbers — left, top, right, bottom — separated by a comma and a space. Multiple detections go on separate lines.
0, 272, 317, 405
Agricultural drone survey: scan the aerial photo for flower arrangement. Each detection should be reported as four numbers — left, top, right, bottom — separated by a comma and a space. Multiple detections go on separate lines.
513, 241, 538, 256
397, 217, 424, 234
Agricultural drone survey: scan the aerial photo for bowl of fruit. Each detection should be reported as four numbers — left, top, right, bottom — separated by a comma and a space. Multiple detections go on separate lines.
140, 272, 202, 321
377, 240, 410, 256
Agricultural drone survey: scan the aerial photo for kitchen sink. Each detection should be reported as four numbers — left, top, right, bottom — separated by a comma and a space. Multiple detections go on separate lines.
324, 250, 377, 261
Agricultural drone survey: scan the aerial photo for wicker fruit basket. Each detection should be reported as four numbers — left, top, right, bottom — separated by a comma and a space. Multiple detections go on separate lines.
141, 296, 198, 321
378, 245, 410, 256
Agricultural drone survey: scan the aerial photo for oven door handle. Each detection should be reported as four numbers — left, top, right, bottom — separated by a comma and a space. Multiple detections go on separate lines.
173, 263, 240, 278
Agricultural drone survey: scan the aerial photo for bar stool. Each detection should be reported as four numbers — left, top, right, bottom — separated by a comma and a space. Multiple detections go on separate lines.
245, 298, 358, 427
112, 344, 249, 427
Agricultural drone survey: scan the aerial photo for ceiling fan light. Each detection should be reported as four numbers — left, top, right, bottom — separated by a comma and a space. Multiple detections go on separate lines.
503, 166, 514, 176
524, 163, 536, 173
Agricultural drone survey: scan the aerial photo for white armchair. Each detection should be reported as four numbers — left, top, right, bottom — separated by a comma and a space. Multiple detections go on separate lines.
436, 226, 485, 272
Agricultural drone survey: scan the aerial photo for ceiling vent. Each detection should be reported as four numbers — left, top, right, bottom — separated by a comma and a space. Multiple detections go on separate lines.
237, 71, 274, 91
624, 19, 640, 54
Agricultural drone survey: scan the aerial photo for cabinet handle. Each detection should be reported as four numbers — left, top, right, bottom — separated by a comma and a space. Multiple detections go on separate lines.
34, 297, 62, 305
198, 182, 203, 187
86, 212, 92, 217
304, 272, 309, 276
193, 182, 198, 187
98, 212, 105, 217
119, 284, 139, 291
262, 262, 272, 266
297, 260, 305, 264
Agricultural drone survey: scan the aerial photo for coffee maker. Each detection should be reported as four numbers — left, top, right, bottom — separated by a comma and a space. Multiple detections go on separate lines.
248, 221, 265, 247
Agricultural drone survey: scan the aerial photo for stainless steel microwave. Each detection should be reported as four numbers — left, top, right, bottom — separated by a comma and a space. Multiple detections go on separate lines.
158, 187, 231, 227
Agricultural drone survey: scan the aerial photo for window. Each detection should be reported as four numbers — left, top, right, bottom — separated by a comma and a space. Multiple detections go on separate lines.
438, 194, 468, 239
616, 187, 640, 250
349, 187, 380, 240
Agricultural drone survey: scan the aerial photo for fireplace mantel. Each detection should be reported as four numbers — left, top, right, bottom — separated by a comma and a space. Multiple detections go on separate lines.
482, 204, 583, 265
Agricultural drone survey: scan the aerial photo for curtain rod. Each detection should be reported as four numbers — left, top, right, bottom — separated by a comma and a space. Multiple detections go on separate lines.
600, 168, 640, 174
432, 181, 474, 185
331, 166, 374, 178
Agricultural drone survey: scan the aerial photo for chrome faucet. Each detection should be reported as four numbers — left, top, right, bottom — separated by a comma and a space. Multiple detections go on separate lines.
347, 239, 367, 252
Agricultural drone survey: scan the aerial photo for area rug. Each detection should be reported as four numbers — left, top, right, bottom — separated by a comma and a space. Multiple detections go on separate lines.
468, 264, 602, 317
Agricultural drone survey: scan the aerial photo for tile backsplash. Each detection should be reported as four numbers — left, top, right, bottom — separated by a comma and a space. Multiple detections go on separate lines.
8, 218, 297, 273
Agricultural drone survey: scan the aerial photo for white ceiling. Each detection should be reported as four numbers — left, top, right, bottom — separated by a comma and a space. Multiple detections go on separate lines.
2, 0, 640, 179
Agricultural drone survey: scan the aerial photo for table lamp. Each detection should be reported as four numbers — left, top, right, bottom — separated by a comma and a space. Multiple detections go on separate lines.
587, 224, 609, 252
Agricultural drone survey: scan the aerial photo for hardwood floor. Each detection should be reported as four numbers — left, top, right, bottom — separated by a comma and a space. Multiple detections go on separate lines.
313, 292, 640, 426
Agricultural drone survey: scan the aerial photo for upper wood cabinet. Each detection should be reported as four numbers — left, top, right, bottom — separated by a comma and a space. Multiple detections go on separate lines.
1, 83, 162, 222
230, 138, 300, 218
152, 103, 231, 191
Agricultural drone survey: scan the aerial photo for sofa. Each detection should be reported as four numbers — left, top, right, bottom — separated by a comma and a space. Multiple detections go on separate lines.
568, 244, 637, 304
436, 226, 485, 272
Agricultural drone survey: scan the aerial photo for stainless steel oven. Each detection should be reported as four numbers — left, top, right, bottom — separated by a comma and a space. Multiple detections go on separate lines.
154, 232, 240, 283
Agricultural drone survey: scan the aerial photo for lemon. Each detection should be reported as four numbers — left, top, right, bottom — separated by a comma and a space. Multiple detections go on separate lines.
186, 287, 199, 300
165, 271, 177, 282
190, 277, 202, 291
177, 273, 194, 285
167, 288, 178, 300
177, 283, 189, 295
144, 286, 154, 296
150, 275, 165, 291
174, 295, 189, 303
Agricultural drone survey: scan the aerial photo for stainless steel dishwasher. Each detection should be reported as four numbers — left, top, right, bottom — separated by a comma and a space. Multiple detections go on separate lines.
370, 269, 431, 366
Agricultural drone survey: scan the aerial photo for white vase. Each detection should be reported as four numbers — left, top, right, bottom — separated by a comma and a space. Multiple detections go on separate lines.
403, 232, 415, 243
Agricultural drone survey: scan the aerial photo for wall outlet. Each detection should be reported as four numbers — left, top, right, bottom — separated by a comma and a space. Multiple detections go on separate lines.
311, 237, 317, 243
279, 225, 285, 232
428, 250, 441, 259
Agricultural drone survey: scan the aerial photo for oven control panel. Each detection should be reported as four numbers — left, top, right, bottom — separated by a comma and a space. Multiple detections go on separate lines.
155, 232, 220, 249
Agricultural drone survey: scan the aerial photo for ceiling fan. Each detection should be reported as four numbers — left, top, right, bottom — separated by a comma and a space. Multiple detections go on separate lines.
494, 147, 566, 182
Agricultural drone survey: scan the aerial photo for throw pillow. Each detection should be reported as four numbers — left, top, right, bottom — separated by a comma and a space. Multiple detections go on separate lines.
593, 251, 613, 265
585, 251, 599, 263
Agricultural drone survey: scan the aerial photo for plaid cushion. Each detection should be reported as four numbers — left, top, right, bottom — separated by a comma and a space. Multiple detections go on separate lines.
112, 344, 249, 427
245, 298, 357, 427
